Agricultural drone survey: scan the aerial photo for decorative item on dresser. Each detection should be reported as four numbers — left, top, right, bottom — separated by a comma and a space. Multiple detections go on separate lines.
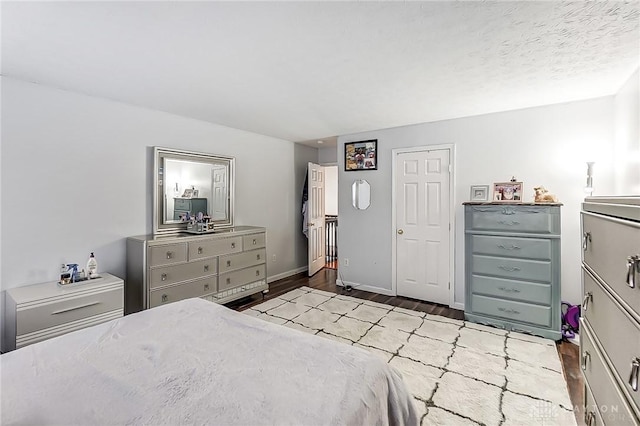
463, 202, 562, 340
126, 226, 267, 314
2, 273, 124, 352
580, 196, 640, 425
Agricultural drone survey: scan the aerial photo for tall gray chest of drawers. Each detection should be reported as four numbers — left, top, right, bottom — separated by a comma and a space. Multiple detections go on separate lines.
464, 203, 562, 340
581, 196, 640, 425
126, 226, 267, 314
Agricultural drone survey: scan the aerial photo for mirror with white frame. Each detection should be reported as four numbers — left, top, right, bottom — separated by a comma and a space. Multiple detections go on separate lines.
352, 179, 371, 210
154, 147, 235, 234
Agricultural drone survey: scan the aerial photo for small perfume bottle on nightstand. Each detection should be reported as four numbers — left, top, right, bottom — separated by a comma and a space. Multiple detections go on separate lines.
86, 252, 98, 278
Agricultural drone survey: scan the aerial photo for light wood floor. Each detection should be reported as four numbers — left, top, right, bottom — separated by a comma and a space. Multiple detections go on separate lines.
228, 267, 583, 425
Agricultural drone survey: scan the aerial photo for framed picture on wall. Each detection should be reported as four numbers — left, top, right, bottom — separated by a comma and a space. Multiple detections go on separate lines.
493, 181, 523, 202
345, 139, 377, 171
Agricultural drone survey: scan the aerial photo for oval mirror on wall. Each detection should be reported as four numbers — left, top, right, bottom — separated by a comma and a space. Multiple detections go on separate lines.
352, 179, 371, 210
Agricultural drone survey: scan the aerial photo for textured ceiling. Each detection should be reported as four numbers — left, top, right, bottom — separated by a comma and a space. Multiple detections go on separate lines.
2, 1, 638, 146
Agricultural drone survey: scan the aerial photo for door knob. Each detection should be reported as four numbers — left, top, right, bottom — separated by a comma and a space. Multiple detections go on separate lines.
397, 229, 404, 235
308, 222, 315, 227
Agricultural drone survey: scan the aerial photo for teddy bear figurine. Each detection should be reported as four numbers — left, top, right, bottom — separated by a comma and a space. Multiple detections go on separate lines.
534, 186, 558, 203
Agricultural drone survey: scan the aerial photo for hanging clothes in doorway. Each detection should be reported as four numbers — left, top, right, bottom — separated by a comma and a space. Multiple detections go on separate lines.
301, 171, 309, 238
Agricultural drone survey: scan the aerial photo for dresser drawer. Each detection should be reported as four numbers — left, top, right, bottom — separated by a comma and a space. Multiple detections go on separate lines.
148, 243, 188, 267
582, 212, 640, 321
466, 205, 560, 234
174, 198, 190, 210
470, 294, 551, 327
243, 233, 266, 250
149, 258, 217, 289
219, 249, 266, 274
470, 275, 551, 304
16, 287, 123, 336
583, 381, 605, 426
470, 235, 552, 260
218, 265, 266, 292
580, 320, 639, 425
471, 255, 551, 283
149, 277, 217, 308
583, 268, 640, 414
188, 236, 242, 260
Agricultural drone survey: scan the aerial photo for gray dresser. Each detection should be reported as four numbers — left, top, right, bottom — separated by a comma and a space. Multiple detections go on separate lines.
173, 197, 208, 220
463, 203, 562, 340
581, 196, 639, 425
126, 226, 267, 314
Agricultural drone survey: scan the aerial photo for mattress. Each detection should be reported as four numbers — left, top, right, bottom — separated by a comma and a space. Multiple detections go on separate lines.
1, 298, 418, 425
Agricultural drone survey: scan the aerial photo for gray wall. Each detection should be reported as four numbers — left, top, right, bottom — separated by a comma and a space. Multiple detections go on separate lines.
337, 97, 617, 307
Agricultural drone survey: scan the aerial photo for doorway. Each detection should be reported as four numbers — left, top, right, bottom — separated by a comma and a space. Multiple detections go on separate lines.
392, 145, 454, 306
324, 165, 338, 269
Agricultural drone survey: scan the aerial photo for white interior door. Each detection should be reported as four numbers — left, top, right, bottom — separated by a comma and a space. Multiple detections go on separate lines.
308, 162, 326, 276
395, 149, 451, 304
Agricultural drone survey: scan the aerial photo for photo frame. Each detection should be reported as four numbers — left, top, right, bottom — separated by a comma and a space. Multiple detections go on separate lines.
470, 185, 490, 202
493, 181, 523, 202
181, 188, 194, 198
345, 139, 377, 171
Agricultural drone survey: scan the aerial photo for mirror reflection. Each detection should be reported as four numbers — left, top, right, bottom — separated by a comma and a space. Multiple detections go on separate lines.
352, 179, 371, 210
154, 147, 235, 234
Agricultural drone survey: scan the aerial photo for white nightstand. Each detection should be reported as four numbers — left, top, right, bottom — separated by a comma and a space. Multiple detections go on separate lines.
3, 273, 124, 352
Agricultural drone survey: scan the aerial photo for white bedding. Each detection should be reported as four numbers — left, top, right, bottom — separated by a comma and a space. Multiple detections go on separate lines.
1, 298, 418, 425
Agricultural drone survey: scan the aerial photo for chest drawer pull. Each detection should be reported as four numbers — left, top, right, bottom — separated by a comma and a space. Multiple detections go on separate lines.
581, 350, 590, 371
497, 244, 520, 250
582, 291, 593, 311
227, 260, 232, 267
255, 269, 260, 276
52, 301, 100, 315
252, 238, 257, 245
226, 277, 231, 285
161, 294, 168, 303
204, 265, 210, 272
231, 242, 236, 249
498, 266, 521, 272
198, 247, 203, 254
626, 255, 639, 289
257, 254, 261, 260
582, 232, 591, 251
497, 220, 520, 226
497, 286, 521, 293
497, 307, 520, 315
161, 273, 167, 281
166, 251, 173, 259
630, 357, 640, 392
585, 411, 596, 426
204, 284, 210, 291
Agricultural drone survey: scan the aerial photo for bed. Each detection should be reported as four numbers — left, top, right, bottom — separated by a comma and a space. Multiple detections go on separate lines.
1, 298, 418, 425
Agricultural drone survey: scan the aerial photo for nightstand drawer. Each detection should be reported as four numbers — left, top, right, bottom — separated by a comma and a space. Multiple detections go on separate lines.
218, 265, 266, 292
149, 258, 217, 289
16, 286, 123, 336
188, 236, 242, 260
466, 205, 560, 234
470, 275, 551, 304
471, 254, 551, 283
148, 243, 188, 267
471, 294, 551, 327
470, 235, 552, 260
149, 277, 217, 308
219, 249, 266, 274
243, 233, 266, 250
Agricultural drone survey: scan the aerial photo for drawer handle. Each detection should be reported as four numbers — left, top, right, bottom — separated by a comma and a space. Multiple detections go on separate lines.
497, 307, 520, 315
582, 291, 593, 311
498, 266, 521, 272
497, 244, 520, 250
497, 286, 521, 293
497, 220, 520, 226
161, 273, 167, 281
253, 238, 257, 245
585, 411, 596, 426
198, 246, 203, 254
52, 301, 100, 315
166, 251, 173, 259
231, 242, 236, 249
161, 294, 168, 303
582, 232, 592, 251
257, 254, 261, 260
256, 269, 260, 276
204, 265, 209, 272
626, 255, 639, 289
227, 260, 232, 267
204, 284, 210, 291
581, 350, 590, 371
630, 357, 640, 392
226, 277, 231, 285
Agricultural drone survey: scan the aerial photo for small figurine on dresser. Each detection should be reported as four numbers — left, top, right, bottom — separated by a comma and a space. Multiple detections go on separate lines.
534, 186, 558, 202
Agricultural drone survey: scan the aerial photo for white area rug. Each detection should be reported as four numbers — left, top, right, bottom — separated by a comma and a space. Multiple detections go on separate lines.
244, 287, 577, 426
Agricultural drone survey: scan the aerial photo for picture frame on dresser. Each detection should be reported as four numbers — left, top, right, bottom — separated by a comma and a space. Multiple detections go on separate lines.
493, 181, 523, 202
470, 185, 490, 202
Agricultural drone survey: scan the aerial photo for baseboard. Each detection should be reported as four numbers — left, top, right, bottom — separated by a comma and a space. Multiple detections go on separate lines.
267, 266, 308, 283
451, 302, 465, 311
336, 279, 396, 296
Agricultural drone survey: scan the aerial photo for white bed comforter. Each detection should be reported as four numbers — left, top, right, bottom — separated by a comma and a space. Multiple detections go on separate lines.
1, 298, 417, 425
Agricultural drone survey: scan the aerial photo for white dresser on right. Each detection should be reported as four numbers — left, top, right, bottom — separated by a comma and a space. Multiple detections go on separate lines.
581, 196, 640, 425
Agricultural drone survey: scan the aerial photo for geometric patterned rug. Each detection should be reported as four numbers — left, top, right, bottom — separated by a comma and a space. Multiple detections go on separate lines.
244, 286, 577, 426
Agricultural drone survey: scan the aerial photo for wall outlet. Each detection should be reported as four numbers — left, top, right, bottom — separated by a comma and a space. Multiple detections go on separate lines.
343, 258, 349, 266
272, 254, 276, 262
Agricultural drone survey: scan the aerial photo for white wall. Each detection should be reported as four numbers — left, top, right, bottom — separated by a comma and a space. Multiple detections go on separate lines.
613, 69, 640, 194
1, 77, 316, 291
338, 97, 615, 307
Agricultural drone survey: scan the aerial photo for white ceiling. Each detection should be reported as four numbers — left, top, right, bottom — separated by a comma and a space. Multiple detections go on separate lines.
2, 1, 638, 148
